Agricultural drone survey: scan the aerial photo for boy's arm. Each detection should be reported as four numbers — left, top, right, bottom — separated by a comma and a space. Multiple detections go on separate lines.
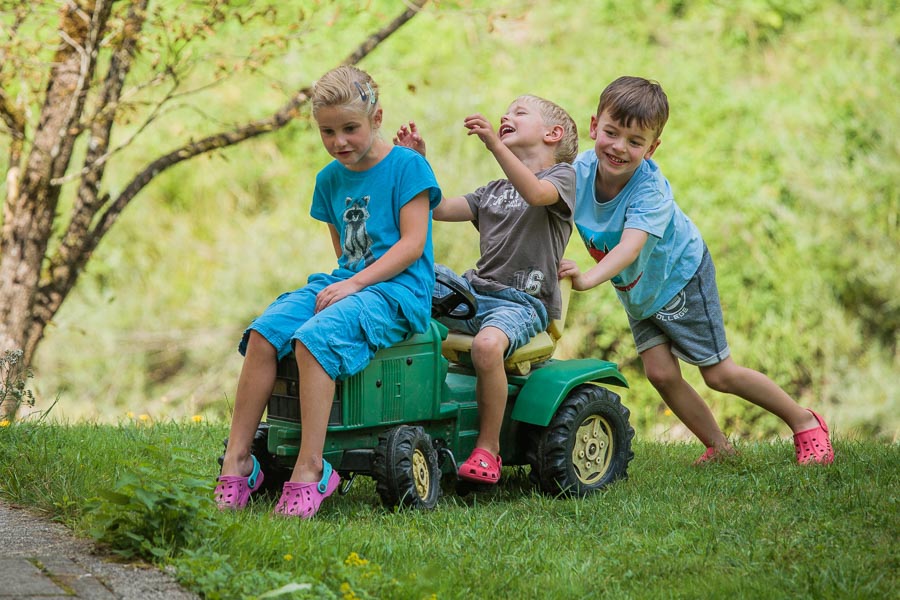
464, 113, 562, 207
315, 193, 431, 312
558, 228, 649, 291
395, 120, 475, 223
432, 195, 474, 222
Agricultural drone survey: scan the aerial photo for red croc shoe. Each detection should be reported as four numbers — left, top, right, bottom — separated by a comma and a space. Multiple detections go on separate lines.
692, 445, 736, 466
794, 409, 834, 465
458, 448, 502, 484
273, 460, 341, 519
214, 455, 264, 510
693, 446, 718, 466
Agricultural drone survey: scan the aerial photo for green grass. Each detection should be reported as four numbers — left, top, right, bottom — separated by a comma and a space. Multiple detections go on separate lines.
1, 421, 896, 599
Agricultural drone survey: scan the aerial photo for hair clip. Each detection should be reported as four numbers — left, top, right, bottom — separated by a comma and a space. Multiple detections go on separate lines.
354, 81, 377, 106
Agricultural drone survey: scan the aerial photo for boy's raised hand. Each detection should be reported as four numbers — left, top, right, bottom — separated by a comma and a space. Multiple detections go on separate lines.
463, 113, 502, 152
393, 121, 426, 156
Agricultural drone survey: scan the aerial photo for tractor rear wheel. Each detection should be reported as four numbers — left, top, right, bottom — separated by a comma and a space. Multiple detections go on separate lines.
218, 423, 290, 496
373, 425, 441, 509
530, 385, 634, 497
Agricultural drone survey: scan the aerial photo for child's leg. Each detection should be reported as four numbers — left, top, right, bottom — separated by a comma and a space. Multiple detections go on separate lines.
469, 288, 547, 457
699, 358, 819, 433
289, 286, 411, 482
221, 330, 278, 477
221, 280, 322, 478
641, 344, 731, 451
470, 326, 512, 456
291, 341, 337, 483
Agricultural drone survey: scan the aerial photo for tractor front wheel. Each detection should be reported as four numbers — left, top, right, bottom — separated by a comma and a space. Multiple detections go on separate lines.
372, 425, 441, 509
530, 385, 634, 497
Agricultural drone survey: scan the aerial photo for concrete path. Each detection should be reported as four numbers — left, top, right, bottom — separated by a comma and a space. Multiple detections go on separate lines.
0, 500, 198, 599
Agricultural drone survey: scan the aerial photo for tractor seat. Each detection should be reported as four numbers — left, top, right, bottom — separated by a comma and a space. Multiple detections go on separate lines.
441, 278, 572, 375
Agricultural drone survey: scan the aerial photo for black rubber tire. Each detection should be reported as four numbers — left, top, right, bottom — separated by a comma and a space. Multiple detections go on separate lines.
219, 423, 290, 496
372, 425, 441, 509
530, 385, 635, 497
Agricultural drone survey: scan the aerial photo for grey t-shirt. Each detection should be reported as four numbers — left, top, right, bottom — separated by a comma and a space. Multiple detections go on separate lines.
463, 162, 576, 319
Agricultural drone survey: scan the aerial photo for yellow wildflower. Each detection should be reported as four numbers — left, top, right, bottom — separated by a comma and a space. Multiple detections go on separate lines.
345, 552, 369, 567
340, 582, 359, 600
0, 419, 10, 427
126, 411, 134, 419
283, 554, 293, 561
139, 414, 150, 422
192, 415, 203, 423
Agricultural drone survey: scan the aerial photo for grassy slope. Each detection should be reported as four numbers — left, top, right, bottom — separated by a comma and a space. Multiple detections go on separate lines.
0, 421, 896, 599
5, 1, 897, 439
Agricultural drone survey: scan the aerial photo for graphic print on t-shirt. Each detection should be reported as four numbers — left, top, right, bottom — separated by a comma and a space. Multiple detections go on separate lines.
511, 268, 545, 296
584, 234, 644, 292
486, 186, 524, 211
342, 196, 375, 269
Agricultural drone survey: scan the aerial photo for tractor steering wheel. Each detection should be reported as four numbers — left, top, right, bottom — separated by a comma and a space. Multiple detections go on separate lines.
432, 271, 477, 320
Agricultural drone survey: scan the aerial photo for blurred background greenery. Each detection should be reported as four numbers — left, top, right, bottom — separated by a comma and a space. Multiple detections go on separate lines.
11, 0, 897, 440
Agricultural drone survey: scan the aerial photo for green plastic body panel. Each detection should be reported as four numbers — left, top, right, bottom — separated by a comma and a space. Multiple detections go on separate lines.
263, 320, 628, 473
510, 358, 628, 427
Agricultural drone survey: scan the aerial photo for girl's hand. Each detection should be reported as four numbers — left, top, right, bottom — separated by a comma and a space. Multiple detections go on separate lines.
393, 121, 426, 156
558, 259, 588, 291
463, 114, 501, 152
315, 279, 363, 312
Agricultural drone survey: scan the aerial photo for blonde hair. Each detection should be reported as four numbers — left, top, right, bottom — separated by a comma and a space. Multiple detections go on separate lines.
311, 66, 380, 119
596, 76, 669, 140
516, 95, 578, 164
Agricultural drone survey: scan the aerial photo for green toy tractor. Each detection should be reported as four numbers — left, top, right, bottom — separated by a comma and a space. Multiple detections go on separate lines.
239, 273, 635, 509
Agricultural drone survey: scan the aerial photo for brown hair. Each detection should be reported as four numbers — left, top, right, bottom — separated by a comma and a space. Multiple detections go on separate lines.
596, 76, 669, 140
311, 66, 380, 118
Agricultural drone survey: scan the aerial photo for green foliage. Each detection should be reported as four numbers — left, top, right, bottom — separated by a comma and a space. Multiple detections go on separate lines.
0, 423, 897, 599
86, 442, 218, 559
174, 550, 309, 600
6, 1, 896, 440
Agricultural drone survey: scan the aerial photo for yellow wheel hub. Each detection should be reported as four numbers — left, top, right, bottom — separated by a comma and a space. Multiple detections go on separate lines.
412, 448, 430, 497
572, 415, 613, 485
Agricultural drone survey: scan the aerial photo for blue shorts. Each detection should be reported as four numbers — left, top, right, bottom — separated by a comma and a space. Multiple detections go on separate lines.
434, 264, 548, 358
627, 247, 730, 367
239, 273, 411, 380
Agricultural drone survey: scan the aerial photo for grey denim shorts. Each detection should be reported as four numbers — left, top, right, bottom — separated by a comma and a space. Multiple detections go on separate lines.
627, 247, 730, 367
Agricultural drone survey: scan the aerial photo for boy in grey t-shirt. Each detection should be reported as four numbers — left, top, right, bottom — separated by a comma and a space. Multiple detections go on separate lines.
394, 95, 577, 485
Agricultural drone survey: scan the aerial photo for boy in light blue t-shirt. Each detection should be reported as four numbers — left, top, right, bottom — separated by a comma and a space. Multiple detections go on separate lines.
559, 76, 834, 465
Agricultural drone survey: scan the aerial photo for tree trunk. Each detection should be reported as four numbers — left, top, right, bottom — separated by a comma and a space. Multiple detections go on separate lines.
1, 0, 113, 417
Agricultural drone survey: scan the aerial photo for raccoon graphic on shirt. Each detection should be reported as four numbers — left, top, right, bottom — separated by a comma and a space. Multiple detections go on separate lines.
341, 195, 375, 269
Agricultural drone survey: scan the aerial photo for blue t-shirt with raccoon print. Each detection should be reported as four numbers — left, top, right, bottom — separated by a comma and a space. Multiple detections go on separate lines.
310, 146, 442, 333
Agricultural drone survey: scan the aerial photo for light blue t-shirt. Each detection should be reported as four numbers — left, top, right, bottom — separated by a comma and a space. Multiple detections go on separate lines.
572, 150, 704, 320
310, 146, 442, 333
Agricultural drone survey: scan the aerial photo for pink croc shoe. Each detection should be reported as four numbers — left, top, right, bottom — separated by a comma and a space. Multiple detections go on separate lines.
214, 455, 264, 510
457, 448, 502, 484
794, 409, 834, 465
273, 460, 341, 519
